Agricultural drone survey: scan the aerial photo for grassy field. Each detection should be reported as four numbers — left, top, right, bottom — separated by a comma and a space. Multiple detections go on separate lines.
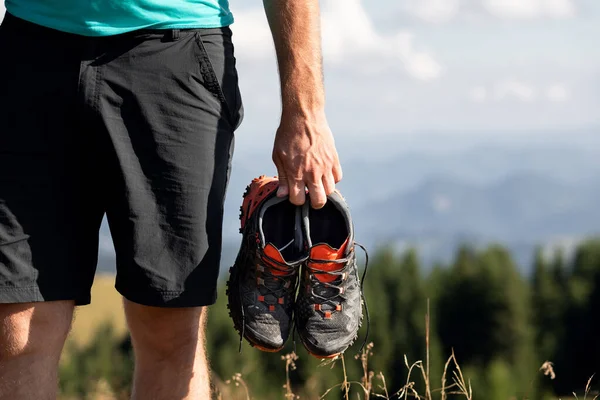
61, 275, 592, 400
69, 274, 127, 346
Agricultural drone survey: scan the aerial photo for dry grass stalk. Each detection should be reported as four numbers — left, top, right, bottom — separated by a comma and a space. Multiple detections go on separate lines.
449, 350, 473, 400
540, 361, 556, 380
438, 349, 472, 400
282, 352, 300, 399
573, 374, 599, 400
394, 355, 422, 400
319, 355, 366, 399
341, 354, 351, 400
374, 372, 391, 399
355, 342, 375, 400
225, 372, 251, 400
420, 299, 432, 400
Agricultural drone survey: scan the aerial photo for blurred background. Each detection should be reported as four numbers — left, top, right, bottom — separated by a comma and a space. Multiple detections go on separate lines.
2, 0, 600, 398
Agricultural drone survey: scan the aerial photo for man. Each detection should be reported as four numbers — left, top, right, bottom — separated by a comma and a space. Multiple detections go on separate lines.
0, 0, 341, 398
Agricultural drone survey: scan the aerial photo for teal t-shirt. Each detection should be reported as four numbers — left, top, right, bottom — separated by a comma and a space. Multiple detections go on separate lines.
4, 0, 234, 36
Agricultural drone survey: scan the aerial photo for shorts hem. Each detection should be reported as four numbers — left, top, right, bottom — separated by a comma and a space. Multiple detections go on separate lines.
115, 282, 217, 308
0, 286, 91, 306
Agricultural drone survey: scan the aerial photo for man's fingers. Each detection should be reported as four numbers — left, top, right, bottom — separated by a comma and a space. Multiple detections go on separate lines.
307, 179, 327, 209
333, 159, 343, 183
277, 177, 289, 197
323, 173, 336, 196
288, 177, 306, 206
273, 155, 289, 197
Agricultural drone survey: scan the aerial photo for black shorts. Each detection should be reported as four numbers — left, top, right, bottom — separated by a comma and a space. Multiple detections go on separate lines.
0, 13, 243, 307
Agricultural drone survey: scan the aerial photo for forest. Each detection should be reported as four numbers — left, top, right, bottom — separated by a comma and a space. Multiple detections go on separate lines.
58, 239, 600, 399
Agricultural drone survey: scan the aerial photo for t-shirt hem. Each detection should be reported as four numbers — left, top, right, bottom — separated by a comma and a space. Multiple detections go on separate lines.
5, 8, 234, 37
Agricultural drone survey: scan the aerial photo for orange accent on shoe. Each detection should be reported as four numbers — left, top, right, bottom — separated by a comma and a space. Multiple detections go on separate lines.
278, 298, 284, 305
240, 176, 279, 230
263, 244, 289, 276
258, 295, 265, 302
314, 304, 321, 311
269, 305, 275, 312
307, 350, 341, 359
324, 311, 332, 319
335, 304, 342, 311
247, 338, 283, 353
309, 238, 349, 283
254, 344, 282, 352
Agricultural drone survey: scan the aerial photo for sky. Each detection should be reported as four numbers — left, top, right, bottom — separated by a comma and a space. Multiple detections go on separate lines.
2, 0, 598, 153
2, 1, 598, 259
228, 0, 600, 152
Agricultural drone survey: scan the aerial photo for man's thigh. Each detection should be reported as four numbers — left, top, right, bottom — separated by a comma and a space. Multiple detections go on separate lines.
93, 27, 243, 308
0, 14, 103, 306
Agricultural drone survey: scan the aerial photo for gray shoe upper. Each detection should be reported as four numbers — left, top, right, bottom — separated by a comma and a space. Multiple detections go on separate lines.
231, 194, 306, 350
295, 192, 364, 357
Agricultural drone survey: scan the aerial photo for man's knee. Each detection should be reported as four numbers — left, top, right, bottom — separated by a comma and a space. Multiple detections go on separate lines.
124, 300, 208, 360
0, 301, 74, 358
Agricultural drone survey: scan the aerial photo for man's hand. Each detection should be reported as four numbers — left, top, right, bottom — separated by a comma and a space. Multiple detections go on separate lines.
273, 110, 342, 209
263, 0, 342, 209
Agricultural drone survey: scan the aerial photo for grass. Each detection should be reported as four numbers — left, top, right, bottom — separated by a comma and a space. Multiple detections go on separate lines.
212, 302, 596, 400
63, 278, 597, 400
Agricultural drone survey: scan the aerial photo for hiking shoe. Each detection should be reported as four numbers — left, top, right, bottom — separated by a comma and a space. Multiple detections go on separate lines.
227, 176, 308, 352
295, 191, 365, 358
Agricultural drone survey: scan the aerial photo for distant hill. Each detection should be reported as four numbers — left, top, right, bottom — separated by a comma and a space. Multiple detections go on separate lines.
356, 172, 600, 241
350, 172, 600, 269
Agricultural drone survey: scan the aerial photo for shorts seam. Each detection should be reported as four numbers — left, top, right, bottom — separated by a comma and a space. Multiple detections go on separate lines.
124, 287, 214, 295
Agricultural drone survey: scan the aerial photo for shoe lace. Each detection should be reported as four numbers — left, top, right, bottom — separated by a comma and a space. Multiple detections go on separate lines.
258, 250, 302, 298
305, 242, 370, 354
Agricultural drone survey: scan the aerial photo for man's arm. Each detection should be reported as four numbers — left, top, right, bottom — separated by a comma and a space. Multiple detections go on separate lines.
263, 0, 342, 209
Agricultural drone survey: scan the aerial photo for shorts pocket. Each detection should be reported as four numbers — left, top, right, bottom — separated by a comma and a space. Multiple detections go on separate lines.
194, 29, 244, 130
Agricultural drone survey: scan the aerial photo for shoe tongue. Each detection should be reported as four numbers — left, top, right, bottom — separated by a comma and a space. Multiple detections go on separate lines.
309, 239, 349, 283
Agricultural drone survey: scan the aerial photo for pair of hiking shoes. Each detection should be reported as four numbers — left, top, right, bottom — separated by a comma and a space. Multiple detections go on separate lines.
226, 176, 367, 358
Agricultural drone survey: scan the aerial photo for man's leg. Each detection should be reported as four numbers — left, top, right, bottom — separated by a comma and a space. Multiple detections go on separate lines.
124, 300, 210, 399
85, 24, 242, 400
0, 301, 74, 400
0, 13, 104, 400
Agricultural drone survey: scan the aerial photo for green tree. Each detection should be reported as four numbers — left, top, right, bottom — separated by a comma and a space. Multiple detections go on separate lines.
360, 247, 440, 394
554, 239, 600, 395
437, 244, 535, 398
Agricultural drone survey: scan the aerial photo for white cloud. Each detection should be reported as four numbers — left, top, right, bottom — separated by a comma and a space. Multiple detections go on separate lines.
469, 86, 488, 103
403, 0, 577, 22
483, 0, 576, 19
546, 83, 570, 102
471, 81, 573, 104
405, 0, 461, 23
493, 80, 536, 101
233, 0, 443, 81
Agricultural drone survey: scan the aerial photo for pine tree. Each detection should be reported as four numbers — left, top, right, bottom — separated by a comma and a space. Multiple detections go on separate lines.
437, 244, 535, 398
